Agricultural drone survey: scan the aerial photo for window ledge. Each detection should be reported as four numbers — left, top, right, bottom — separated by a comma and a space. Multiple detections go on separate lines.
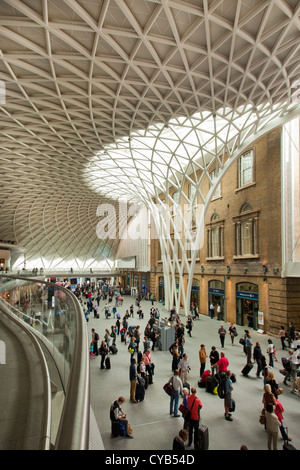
235, 182, 256, 193
233, 254, 259, 260
206, 256, 225, 261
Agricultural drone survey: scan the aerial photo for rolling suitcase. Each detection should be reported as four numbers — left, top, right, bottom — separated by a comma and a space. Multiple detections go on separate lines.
241, 363, 253, 376
183, 382, 190, 392
283, 428, 296, 450
105, 356, 111, 369
197, 424, 209, 450
135, 377, 145, 402
144, 374, 149, 390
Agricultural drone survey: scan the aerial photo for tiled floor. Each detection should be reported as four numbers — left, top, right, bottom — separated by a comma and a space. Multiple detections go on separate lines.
87, 295, 299, 451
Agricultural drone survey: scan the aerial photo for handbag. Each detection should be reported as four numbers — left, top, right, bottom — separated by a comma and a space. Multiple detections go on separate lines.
259, 408, 266, 425
276, 387, 283, 395
179, 404, 186, 415
163, 382, 174, 396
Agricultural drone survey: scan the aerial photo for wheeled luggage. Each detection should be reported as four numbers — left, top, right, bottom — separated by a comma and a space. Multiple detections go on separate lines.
241, 363, 253, 376
135, 376, 145, 402
105, 356, 111, 369
183, 382, 190, 391
283, 428, 296, 450
205, 375, 219, 393
197, 424, 209, 450
144, 374, 149, 390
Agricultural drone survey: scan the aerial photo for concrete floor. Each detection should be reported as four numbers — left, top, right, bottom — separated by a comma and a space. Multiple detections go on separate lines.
87, 295, 300, 451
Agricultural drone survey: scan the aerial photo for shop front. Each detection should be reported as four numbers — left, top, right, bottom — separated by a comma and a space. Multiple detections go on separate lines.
191, 278, 200, 313
236, 282, 259, 329
158, 276, 165, 302
208, 280, 225, 320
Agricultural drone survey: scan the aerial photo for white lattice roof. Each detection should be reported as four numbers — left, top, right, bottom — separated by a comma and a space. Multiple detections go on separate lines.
0, 0, 299, 269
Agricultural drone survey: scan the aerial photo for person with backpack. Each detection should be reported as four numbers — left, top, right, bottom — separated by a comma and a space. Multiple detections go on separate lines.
91, 328, 99, 356
224, 370, 234, 421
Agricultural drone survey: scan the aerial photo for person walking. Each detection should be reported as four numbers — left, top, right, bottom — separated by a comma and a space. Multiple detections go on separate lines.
218, 324, 226, 349
167, 369, 183, 417
253, 342, 262, 378
187, 387, 203, 448
228, 323, 237, 345
278, 325, 287, 350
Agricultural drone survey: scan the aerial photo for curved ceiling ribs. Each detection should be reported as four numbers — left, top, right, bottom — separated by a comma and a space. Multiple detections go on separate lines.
0, 0, 299, 272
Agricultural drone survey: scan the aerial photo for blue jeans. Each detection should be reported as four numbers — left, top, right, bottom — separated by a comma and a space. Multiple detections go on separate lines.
170, 390, 179, 416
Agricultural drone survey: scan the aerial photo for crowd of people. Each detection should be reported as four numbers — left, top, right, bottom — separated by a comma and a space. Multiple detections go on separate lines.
75, 283, 300, 450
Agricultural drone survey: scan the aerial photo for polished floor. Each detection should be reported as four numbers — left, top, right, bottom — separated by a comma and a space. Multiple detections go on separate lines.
86, 295, 300, 451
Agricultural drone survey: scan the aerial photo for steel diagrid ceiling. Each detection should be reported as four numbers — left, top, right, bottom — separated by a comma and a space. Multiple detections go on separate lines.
0, 0, 299, 270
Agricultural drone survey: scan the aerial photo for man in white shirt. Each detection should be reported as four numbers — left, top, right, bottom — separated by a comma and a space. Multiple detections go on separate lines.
178, 353, 191, 383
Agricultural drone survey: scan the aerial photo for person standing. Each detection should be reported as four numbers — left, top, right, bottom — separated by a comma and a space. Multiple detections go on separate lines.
274, 399, 292, 442
178, 353, 191, 384
224, 370, 234, 421
217, 303, 222, 320
209, 302, 215, 319
267, 339, 274, 367
187, 387, 203, 448
218, 324, 226, 349
287, 322, 295, 347
91, 328, 99, 356
209, 346, 219, 375
245, 332, 253, 364
167, 369, 183, 417
129, 358, 137, 403
265, 404, 280, 450
99, 340, 108, 369
199, 344, 207, 377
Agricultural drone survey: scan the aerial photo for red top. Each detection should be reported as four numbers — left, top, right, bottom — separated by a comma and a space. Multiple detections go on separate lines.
187, 394, 203, 421
217, 356, 229, 372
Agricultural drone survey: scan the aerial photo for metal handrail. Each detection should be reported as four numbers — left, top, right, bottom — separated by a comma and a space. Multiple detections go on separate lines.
0, 275, 90, 450
0, 299, 52, 450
